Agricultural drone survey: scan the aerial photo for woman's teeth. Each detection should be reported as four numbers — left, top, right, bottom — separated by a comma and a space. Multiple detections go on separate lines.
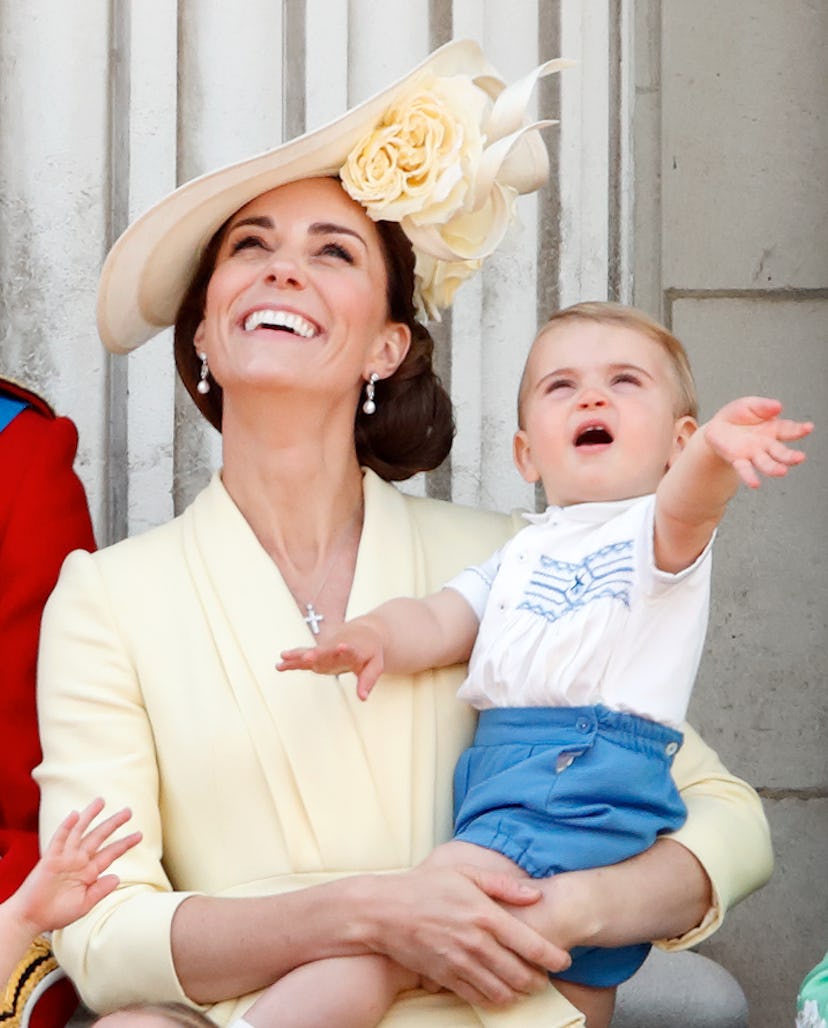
243, 309, 317, 337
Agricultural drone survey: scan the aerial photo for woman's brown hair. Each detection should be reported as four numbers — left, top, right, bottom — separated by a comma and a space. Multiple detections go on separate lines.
173, 193, 454, 482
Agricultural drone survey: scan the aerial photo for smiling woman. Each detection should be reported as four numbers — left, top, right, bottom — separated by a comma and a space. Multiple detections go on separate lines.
175, 179, 456, 483
35, 39, 772, 1028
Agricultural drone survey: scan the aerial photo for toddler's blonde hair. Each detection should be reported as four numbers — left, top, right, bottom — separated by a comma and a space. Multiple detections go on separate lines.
519, 301, 698, 426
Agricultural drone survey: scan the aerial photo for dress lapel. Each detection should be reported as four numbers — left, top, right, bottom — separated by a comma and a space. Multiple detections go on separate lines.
182, 472, 447, 869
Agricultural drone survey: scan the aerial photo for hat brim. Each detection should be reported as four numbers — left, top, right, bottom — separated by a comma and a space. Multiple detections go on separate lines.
98, 39, 500, 354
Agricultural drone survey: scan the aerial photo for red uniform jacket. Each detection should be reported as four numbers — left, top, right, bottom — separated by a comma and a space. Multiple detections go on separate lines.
0, 378, 95, 1024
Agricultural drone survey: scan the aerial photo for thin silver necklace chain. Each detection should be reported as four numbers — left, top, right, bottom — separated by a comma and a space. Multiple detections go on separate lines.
291, 503, 363, 636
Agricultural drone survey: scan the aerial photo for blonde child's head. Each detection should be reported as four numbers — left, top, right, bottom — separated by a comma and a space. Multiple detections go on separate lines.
514, 301, 699, 507
518, 302, 698, 428
93, 1002, 216, 1028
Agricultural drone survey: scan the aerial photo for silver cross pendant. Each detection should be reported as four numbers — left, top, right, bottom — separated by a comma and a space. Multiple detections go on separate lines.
303, 602, 324, 636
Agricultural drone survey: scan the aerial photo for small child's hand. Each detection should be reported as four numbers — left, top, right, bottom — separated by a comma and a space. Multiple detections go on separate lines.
704, 397, 813, 488
10, 798, 141, 936
278, 623, 386, 700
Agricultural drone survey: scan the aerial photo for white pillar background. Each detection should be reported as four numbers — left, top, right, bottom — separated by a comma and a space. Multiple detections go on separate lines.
0, 0, 625, 540
1, 7, 823, 1024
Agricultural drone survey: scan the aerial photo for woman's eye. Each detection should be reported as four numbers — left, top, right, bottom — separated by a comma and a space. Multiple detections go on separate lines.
317, 241, 355, 264
230, 234, 267, 254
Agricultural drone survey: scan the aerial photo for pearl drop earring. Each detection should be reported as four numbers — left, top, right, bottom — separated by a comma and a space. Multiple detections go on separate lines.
362, 372, 379, 415
197, 352, 211, 395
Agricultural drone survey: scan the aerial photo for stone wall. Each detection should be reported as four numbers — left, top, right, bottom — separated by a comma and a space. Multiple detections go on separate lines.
633, 3, 827, 1024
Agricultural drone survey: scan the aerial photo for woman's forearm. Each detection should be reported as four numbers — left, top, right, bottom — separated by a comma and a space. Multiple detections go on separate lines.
172, 864, 570, 1008
527, 839, 711, 951
171, 877, 373, 1003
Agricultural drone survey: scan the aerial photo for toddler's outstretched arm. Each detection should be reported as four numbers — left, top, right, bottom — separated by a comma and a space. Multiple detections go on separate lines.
656, 395, 812, 573
278, 590, 478, 699
0, 798, 140, 984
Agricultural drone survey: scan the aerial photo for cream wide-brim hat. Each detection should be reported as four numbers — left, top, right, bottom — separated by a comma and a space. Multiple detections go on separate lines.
98, 39, 571, 354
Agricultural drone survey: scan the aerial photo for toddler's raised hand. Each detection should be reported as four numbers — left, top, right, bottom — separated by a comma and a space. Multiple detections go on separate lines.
704, 396, 813, 489
11, 798, 141, 936
278, 622, 386, 700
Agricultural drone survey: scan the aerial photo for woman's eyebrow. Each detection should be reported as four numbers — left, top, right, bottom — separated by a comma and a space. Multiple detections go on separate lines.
309, 222, 368, 247
228, 215, 273, 231
226, 216, 367, 249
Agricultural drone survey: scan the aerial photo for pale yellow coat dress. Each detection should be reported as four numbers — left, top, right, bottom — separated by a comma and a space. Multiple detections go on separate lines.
35, 470, 772, 1027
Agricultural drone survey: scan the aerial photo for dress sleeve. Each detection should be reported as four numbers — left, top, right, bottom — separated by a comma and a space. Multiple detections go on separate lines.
656, 722, 773, 950
35, 550, 198, 1011
0, 409, 95, 893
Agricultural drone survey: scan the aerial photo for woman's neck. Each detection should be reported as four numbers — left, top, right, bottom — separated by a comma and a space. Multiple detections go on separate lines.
218, 401, 366, 604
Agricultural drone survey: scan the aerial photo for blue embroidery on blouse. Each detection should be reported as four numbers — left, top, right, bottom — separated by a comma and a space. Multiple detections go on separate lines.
517, 539, 634, 622
469, 565, 495, 590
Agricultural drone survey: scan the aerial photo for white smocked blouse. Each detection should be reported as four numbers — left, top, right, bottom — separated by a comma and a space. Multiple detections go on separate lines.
447, 494, 713, 728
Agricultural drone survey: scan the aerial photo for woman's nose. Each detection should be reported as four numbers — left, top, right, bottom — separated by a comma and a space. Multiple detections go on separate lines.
263, 253, 305, 289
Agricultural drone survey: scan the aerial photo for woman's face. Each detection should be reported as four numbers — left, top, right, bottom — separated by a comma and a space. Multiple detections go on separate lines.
194, 177, 409, 406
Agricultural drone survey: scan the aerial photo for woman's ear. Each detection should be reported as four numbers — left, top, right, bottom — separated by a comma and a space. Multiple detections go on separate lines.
368, 322, 411, 380
667, 415, 698, 467
194, 320, 206, 351
513, 429, 541, 484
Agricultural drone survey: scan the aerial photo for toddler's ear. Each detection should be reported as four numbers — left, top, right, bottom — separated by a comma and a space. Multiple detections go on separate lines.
668, 415, 698, 467
513, 430, 541, 484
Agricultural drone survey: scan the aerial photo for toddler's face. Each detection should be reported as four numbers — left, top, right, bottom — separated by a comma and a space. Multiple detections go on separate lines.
514, 321, 693, 506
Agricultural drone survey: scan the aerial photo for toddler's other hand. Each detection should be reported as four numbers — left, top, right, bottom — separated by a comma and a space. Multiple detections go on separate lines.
704, 396, 812, 489
278, 623, 386, 699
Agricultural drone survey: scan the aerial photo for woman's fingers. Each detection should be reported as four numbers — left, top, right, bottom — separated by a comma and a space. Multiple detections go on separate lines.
460, 865, 542, 906
453, 935, 550, 1004
418, 916, 550, 1005
369, 865, 568, 1006
459, 865, 570, 973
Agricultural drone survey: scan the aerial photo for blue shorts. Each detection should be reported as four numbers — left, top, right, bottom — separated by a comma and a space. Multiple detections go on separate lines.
452, 705, 686, 987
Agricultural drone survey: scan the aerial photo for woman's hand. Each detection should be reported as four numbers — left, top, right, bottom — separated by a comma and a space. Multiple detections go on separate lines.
351, 864, 571, 1008
507, 838, 713, 953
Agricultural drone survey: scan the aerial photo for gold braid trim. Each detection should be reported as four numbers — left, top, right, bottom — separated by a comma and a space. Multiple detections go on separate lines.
0, 936, 59, 1026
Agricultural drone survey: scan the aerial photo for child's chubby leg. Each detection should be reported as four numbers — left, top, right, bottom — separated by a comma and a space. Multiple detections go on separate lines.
236, 953, 419, 1028
548, 980, 616, 1028
420, 839, 529, 876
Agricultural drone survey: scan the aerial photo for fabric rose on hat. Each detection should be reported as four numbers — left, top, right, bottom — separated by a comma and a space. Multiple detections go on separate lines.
340, 56, 572, 321
414, 252, 483, 322
341, 75, 487, 228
